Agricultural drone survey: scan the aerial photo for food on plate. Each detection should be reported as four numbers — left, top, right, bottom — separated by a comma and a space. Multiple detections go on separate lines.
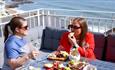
57, 51, 69, 58
44, 63, 53, 68
67, 60, 87, 70
47, 51, 69, 61
68, 60, 74, 65
64, 67, 71, 70
47, 53, 56, 58
58, 63, 65, 69
44, 61, 65, 70
44, 60, 91, 70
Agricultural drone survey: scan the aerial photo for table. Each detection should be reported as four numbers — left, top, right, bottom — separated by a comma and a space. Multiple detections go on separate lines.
17, 54, 115, 70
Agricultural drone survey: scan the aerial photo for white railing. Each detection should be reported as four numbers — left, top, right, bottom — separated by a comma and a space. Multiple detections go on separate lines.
0, 8, 115, 38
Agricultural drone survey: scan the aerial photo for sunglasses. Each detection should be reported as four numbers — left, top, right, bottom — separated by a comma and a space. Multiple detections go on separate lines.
20, 25, 28, 30
68, 25, 81, 29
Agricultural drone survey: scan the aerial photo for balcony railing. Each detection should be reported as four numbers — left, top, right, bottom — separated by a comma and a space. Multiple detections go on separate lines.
1, 8, 115, 67
0, 8, 115, 38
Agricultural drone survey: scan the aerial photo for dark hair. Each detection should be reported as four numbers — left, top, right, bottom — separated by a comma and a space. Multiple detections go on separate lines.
72, 17, 88, 46
4, 16, 26, 42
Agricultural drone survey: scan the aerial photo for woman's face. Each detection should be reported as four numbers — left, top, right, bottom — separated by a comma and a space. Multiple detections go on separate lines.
16, 21, 28, 36
71, 22, 82, 36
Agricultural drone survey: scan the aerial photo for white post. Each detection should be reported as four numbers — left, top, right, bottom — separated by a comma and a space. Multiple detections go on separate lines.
98, 19, 100, 32
54, 11, 56, 27
37, 9, 40, 26
111, 20, 114, 33
42, 10, 45, 29
32, 11, 36, 28
64, 17, 67, 29
28, 11, 31, 28
0, 25, 3, 37
59, 18, 61, 28
92, 19, 94, 32
48, 10, 51, 27
105, 20, 107, 34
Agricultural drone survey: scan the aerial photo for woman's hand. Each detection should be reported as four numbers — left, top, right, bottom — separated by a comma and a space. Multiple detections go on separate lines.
68, 32, 79, 48
53, 51, 60, 55
28, 50, 39, 59
57, 45, 65, 51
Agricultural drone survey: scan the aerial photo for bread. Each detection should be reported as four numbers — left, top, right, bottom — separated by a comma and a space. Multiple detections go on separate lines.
44, 63, 53, 68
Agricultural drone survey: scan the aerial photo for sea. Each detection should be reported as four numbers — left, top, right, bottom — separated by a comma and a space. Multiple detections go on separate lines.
5, 0, 115, 32
5, 0, 115, 12
5, 0, 115, 18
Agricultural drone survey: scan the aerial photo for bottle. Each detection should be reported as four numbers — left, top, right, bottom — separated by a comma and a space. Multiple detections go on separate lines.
69, 46, 80, 61
70, 46, 78, 56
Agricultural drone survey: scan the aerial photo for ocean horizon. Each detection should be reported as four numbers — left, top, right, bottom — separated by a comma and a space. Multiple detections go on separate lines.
5, 0, 115, 19
6, 0, 115, 12
4, 0, 115, 32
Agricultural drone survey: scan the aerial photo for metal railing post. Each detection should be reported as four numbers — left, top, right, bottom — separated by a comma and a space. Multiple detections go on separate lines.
47, 10, 51, 27
37, 9, 40, 26
98, 19, 100, 32
42, 10, 45, 29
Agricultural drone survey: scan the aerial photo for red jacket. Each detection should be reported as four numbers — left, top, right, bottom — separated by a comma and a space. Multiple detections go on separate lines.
59, 32, 96, 59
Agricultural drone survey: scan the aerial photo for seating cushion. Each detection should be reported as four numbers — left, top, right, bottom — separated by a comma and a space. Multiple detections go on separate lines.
106, 34, 115, 62
40, 27, 68, 51
93, 32, 105, 60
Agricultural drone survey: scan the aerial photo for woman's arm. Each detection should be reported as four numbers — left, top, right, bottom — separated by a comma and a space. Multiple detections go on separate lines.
8, 51, 39, 69
8, 54, 30, 69
78, 32, 95, 59
57, 32, 71, 53
57, 45, 65, 51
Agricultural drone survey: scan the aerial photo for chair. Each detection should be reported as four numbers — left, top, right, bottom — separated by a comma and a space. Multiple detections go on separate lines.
106, 34, 115, 62
40, 27, 68, 51
93, 32, 106, 60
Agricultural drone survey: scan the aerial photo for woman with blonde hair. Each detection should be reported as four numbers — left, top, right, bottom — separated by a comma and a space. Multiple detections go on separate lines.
57, 17, 95, 59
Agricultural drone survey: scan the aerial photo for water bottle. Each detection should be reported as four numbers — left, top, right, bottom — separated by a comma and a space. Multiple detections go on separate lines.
69, 46, 80, 61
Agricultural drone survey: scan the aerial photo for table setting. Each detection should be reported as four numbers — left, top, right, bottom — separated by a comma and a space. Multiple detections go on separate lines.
16, 50, 98, 70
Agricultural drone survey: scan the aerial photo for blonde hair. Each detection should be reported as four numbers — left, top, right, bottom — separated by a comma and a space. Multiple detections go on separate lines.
72, 17, 88, 46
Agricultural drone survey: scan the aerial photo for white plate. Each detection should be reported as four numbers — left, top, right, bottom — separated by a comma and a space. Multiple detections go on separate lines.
83, 64, 97, 70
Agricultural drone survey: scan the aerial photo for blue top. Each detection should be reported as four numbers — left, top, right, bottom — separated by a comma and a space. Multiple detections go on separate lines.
2, 35, 29, 70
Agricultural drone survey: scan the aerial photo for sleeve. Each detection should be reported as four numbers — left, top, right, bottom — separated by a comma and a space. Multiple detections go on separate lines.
57, 32, 71, 53
78, 32, 95, 58
5, 41, 19, 59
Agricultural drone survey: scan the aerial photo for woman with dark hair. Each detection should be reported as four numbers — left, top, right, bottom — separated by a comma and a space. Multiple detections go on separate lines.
57, 17, 95, 59
2, 17, 39, 70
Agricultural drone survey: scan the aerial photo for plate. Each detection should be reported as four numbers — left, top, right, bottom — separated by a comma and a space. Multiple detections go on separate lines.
83, 64, 97, 70
47, 51, 69, 61
44, 61, 65, 70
